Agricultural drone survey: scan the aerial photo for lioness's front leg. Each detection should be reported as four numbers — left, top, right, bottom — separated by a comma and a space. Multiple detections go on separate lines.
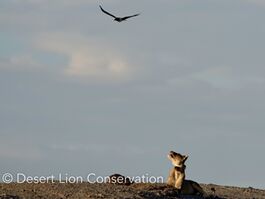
174, 171, 185, 189
167, 167, 175, 187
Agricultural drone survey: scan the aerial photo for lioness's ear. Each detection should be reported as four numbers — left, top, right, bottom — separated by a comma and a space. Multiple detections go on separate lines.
183, 155, 188, 162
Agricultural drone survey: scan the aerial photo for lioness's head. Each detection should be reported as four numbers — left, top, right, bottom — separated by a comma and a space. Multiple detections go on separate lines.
167, 151, 188, 167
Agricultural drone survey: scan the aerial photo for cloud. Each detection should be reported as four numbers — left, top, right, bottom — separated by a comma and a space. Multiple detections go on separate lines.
0, 138, 43, 160
168, 65, 265, 90
244, 0, 265, 6
65, 50, 129, 79
35, 33, 132, 81
191, 66, 265, 89
0, 54, 41, 71
6, 0, 94, 5
50, 143, 158, 155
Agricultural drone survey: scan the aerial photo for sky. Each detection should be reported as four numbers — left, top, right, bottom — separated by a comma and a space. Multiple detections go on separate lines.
0, 0, 265, 188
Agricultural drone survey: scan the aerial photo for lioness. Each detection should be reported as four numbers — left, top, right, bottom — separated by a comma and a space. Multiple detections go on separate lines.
167, 151, 188, 189
167, 151, 206, 197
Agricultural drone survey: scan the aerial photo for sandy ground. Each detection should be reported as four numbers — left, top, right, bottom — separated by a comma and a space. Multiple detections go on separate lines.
1, 183, 265, 199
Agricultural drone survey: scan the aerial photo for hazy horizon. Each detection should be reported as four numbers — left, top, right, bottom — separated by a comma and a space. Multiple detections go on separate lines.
1, 0, 265, 189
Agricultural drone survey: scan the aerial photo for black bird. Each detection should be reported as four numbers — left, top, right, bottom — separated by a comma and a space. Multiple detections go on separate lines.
99, 5, 140, 22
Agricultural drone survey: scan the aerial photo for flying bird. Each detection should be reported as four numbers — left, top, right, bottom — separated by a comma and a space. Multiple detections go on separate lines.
99, 5, 140, 22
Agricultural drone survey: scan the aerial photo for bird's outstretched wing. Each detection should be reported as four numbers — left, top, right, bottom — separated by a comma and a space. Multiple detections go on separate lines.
121, 14, 140, 20
99, 5, 117, 18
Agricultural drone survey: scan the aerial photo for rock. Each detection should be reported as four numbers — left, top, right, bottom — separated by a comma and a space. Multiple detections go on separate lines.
0, 194, 20, 199
107, 174, 133, 186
